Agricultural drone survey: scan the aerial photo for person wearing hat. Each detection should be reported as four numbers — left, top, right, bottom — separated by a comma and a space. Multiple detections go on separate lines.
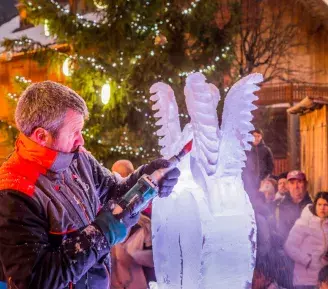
274, 170, 312, 245
271, 170, 312, 289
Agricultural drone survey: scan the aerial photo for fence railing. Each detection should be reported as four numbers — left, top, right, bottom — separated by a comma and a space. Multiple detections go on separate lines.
273, 158, 289, 176
256, 83, 328, 106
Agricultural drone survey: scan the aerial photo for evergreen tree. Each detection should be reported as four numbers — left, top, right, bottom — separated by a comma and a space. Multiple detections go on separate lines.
2, 0, 237, 166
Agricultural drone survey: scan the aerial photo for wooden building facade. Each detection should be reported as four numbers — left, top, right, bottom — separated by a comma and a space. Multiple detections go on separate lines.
288, 96, 328, 196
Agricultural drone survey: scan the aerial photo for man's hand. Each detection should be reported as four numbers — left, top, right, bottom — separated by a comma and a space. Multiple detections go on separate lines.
143, 159, 171, 175
113, 198, 142, 228
116, 211, 140, 228
94, 200, 141, 246
94, 208, 128, 246
158, 167, 180, 198
143, 158, 181, 198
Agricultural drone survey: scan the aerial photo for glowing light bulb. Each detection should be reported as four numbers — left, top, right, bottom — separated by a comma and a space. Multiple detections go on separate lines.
101, 83, 111, 104
62, 58, 72, 76
44, 19, 50, 37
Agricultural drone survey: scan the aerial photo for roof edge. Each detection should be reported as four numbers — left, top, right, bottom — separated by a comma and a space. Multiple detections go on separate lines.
287, 96, 328, 114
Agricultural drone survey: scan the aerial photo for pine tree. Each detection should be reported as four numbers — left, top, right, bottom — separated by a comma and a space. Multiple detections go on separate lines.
2, 0, 237, 166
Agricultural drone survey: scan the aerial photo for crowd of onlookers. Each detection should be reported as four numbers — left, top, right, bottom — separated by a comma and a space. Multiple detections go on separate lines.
109, 128, 328, 289
110, 160, 156, 289
243, 129, 328, 289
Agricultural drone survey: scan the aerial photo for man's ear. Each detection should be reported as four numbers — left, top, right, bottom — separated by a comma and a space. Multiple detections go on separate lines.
30, 127, 52, 146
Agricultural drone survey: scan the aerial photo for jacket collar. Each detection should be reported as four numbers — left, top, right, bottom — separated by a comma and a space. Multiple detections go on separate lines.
283, 192, 312, 208
252, 139, 265, 148
15, 133, 75, 173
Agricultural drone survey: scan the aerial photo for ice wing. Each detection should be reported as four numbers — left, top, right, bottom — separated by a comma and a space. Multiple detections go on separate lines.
216, 73, 263, 178
150, 82, 182, 158
184, 72, 221, 176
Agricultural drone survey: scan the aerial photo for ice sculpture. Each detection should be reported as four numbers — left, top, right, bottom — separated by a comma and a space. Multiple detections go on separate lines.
149, 72, 263, 289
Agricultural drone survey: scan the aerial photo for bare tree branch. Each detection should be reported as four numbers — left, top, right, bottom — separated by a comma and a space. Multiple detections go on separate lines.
230, 0, 310, 83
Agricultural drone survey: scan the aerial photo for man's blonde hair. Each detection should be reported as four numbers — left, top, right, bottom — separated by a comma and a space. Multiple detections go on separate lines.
15, 81, 89, 137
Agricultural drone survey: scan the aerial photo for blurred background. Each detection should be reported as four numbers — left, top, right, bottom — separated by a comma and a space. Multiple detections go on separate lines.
0, 0, 328, 195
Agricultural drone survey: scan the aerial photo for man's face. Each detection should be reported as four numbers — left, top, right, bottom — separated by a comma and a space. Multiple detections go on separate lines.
47, 109, 85, 153
252, 132, 262, 146
288, 179, 307, 204
278, 178, 288, 195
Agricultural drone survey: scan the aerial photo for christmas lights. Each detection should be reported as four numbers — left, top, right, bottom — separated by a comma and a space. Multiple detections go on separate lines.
1, 0, 235, 164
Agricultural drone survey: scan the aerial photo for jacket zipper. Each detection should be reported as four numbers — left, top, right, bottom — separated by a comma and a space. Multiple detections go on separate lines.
60, 172, 93, 289
61, 172, 92, 224
57, 182, 85, 226
72, 174, 96, 219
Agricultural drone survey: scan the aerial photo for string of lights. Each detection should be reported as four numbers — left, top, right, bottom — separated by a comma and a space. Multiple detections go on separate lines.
2, 0, 235, 164
182, 0, 201, 15
26, 0, 102, 28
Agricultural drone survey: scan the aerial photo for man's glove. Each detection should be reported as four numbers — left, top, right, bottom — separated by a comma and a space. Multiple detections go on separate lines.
116, 210, 140, 227
94, 202, 140, 246
143, 158, 181, 198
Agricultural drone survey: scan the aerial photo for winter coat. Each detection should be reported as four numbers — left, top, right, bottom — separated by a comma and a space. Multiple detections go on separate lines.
0, 133, 146, 289
265, 194, 312, 289
284, 204, 328, 286
245, 140, 274, 181
273, 193, 312, 247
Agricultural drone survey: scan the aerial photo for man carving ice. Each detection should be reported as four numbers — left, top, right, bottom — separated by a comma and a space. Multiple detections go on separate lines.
0, 81, 180, 289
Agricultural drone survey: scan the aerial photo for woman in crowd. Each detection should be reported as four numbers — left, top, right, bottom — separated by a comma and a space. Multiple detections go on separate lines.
284, 191, 328, 289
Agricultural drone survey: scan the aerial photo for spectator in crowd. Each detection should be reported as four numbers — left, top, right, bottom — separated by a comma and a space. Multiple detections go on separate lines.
111, 160, 155, 289
252, 205, 275, 289
244, 129, 274, 192
318, 265, 328, 289
271, 170, 312, 289
112, 160, 134, 178
274, 170, 312, 244
274, 173, 289, 201
284, 192, 328, 289
259, 178, 278, 204
252, 177, 279, 289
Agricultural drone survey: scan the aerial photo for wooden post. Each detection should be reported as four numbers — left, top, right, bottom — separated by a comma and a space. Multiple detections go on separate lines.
287, 112, 300, 170
287, 83, 301, 170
